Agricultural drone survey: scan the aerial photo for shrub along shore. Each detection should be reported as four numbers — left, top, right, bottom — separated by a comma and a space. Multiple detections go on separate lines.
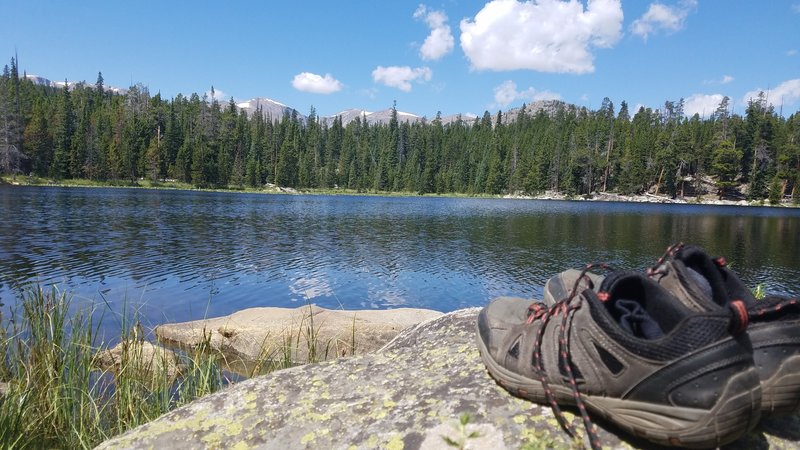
3, 175, 798, 207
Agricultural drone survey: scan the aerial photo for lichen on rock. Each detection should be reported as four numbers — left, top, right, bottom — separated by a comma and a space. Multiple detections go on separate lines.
97, 309, 800, 450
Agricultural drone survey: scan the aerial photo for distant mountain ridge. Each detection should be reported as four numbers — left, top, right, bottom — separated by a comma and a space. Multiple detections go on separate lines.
25, 75, 128, 94
24, 74, 570, 126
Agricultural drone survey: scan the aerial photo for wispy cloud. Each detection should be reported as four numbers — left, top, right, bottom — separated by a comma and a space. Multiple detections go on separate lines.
414, 5, 455, 61
291, 72, 343, 94
742, 79, 800, 109
788, 49, 798, 57
359, 87, 379, 100
492, 80, 561, 108
460, 0, 623, 74
372, 66, 432, 92
630, 0, 698, 41
704, 74, 735, 85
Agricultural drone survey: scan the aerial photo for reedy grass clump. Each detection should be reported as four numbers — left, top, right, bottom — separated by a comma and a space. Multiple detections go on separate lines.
0, 288, 228, 448
0, 287, 359, 449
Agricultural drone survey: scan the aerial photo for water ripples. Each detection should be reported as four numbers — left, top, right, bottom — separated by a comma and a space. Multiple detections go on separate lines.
1, 187, 799, 336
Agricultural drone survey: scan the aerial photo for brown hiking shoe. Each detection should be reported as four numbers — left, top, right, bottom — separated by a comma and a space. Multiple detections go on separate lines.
648, 244, 800, 417
544, 245, 800, 418
477, 269, 761, 448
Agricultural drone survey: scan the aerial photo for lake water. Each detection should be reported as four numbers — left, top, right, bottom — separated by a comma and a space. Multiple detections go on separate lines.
1, 186, 799, 339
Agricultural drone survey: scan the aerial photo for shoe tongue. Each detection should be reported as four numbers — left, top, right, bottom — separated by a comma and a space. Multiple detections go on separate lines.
675, 246, 743, 307
597, 270, 629, 293
686, 266, 713, 301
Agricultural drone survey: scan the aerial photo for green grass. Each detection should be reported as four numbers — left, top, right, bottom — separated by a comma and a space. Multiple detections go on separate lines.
1, 175, 506, 200
0, 286, 352, 449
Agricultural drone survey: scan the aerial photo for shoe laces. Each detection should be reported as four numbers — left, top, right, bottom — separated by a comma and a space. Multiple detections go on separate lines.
645, 242, 684, 277
526, 263, 610, 450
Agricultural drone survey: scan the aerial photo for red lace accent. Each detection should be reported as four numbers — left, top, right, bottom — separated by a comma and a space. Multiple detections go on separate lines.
526, 263, 611, 450
728, 299, 749, 334
647, 242, 684, 277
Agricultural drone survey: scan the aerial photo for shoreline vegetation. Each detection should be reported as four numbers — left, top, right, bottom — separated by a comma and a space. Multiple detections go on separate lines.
0, 286, 366, 449
2, 174, 798, 208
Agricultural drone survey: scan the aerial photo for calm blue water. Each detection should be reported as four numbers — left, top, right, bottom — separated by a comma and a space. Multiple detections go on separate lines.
1, 186, 799, 338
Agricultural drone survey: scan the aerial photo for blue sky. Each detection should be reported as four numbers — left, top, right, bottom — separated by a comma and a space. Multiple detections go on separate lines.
2, 1, 799, 118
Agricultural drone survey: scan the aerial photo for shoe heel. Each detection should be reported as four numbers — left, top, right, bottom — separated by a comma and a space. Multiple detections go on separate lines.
761, 354, 800, 417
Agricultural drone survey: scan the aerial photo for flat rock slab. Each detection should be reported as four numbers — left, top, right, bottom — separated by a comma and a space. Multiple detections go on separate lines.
100, 309, 800, 450
156, 305, 443, 373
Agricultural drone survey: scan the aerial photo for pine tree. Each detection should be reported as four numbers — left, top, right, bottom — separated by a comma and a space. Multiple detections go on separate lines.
23, 100, 52, 176
711, 140, 742, 199
51, 80, 75, 178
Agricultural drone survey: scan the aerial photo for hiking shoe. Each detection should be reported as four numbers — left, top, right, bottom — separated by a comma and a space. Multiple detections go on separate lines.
477, 270, 761, 448
648, 244, 800, 417
544, 245, 800, 418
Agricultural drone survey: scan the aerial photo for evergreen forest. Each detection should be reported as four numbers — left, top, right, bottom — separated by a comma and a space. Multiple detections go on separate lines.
2, 57, 799, 202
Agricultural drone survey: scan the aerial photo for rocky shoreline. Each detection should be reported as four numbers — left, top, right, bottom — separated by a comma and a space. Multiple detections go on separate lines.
4, 176, 798, 207
506, 190, 798, 207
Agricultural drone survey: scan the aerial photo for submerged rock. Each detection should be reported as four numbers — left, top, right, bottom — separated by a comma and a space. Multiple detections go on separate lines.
94, 340, 183, 381
155, 305, 443, 374
99, 309, 800, 449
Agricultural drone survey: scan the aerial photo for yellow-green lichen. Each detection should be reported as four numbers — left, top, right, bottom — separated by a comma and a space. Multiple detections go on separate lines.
232, 440, 250, 450
226, 422, 244, 437
386, 433, 405, 450
300, 431, 316, 445
367, 434, 379, 447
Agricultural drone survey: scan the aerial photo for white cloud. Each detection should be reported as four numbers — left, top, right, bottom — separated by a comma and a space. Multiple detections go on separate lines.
414, 5, 455, 61
206, 88, 229, 101
742, 79, 800, 109
372, 66, 432, 92
459, 0, 623, 74
631, 0, 698, 40
493, 80, 561, 107
684, 93, 725, 117
793, 3, 800, 13
788, 49, 798, 57
291, 72, 343, 94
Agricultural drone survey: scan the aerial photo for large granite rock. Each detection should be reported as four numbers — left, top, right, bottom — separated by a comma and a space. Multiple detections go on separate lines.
155, 305, 443, 374
99, 309, 800, 449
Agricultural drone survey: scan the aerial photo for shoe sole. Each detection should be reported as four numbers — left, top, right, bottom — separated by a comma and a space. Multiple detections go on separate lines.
761, 354, 800, 417
476, 328, 762, 448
